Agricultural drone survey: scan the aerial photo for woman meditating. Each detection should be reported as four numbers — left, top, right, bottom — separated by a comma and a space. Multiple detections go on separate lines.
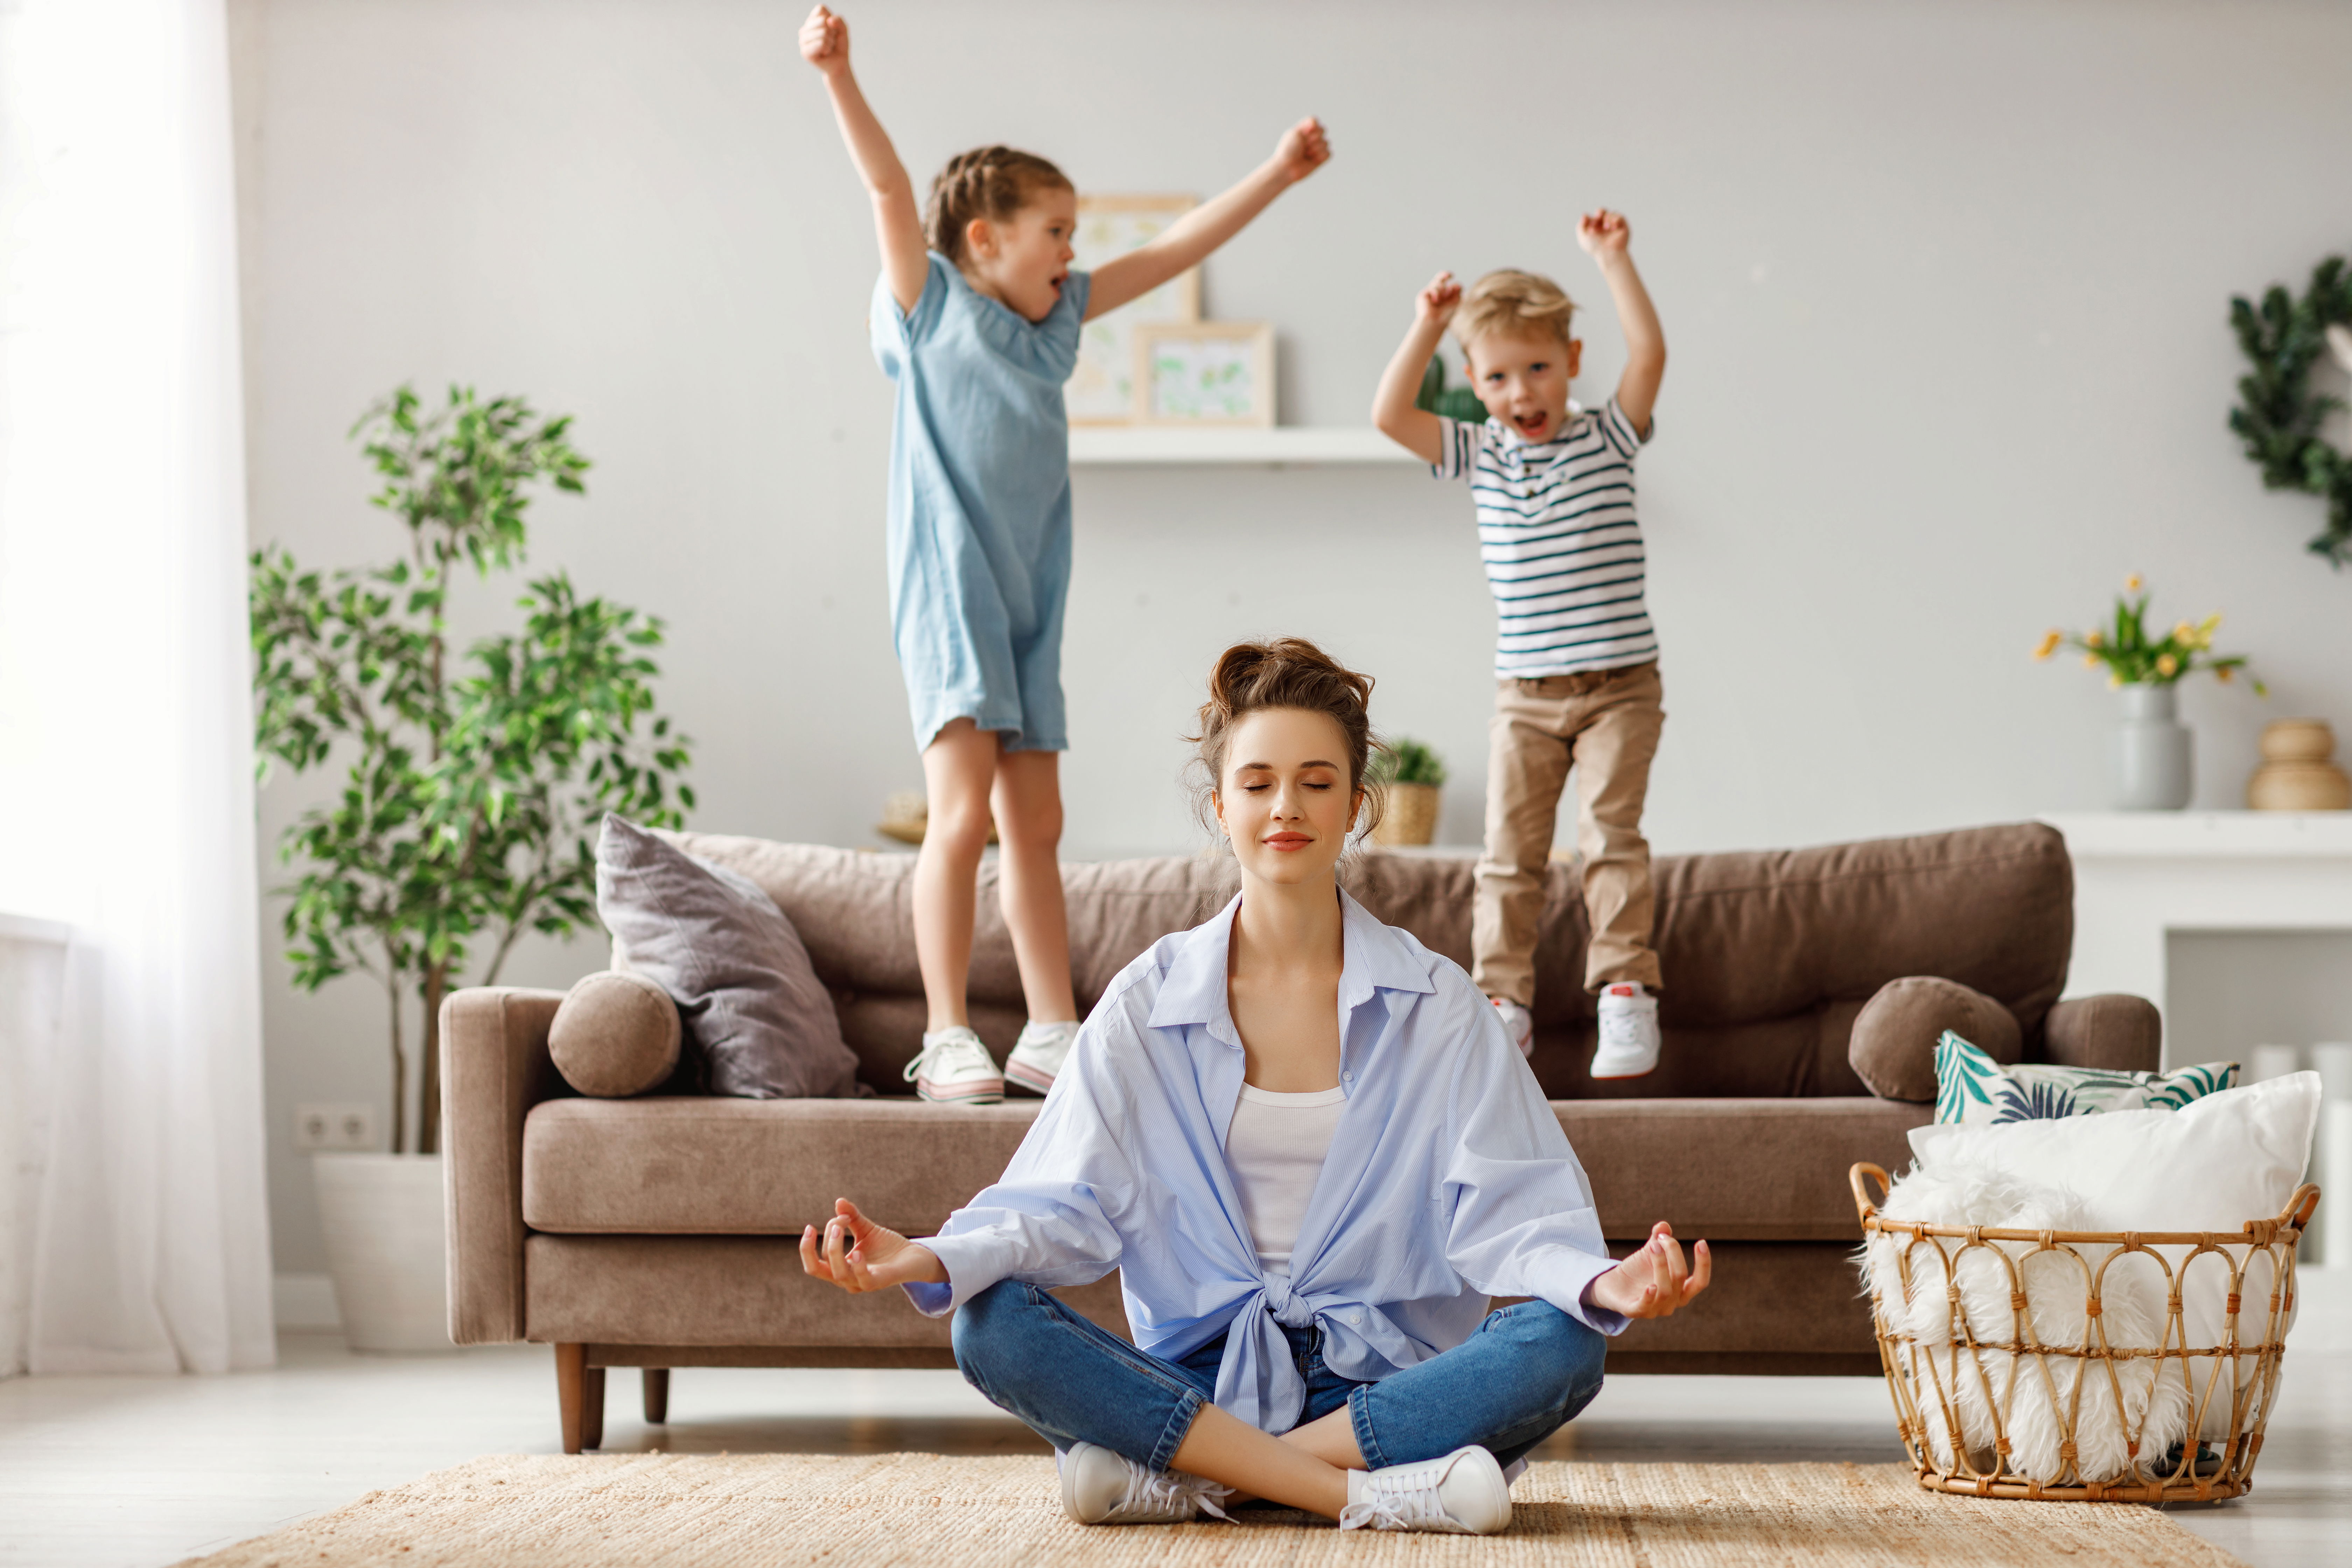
800, 638, 1710, 1534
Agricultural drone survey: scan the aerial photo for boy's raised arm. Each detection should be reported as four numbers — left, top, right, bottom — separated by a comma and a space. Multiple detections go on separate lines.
1085, 118, 1331, 321
1578, 209, 1665, 438
1371, 272, 1459, 466
802, 6, 929, 315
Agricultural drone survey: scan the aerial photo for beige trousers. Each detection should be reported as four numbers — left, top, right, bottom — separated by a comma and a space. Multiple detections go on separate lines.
1472, 662, 1665, 1006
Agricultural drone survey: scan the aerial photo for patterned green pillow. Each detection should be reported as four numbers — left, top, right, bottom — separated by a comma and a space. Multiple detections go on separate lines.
1932, 1030, 2237, 1126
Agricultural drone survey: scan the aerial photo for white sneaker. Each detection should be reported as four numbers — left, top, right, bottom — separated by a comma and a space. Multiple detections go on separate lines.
1591, 983, 1660, 1079
903, 1027, 1003, 1104
1059, 1442, 1233, 1525
1339, 1443, 1512, 1534
1004, 1020, 1078, 1095
1491, 997, 1534, 1059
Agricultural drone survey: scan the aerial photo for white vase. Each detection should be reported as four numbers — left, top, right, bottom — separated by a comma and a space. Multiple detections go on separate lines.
312, 1153, 451, 1353
2115, 683, 2192, 811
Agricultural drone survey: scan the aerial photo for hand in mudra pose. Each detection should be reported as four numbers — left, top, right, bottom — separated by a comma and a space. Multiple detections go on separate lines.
805, 1198, 1708, 1318
801, 1198, 946, 1292
1585, 1220, 1710, 1319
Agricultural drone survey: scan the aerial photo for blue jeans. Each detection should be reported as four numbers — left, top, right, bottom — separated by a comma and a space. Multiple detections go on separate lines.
951, 1281, 1606, 1475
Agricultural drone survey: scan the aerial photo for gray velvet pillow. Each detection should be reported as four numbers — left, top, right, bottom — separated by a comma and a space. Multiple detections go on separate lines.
594, 814, 862, 1099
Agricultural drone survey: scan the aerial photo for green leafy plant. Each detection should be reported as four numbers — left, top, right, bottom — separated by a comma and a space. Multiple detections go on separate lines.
2032, 573, 2263, 693
2228, 255, 2352, 567
251, 385, 694, 1155
1371, 737, 1449, 788
1414, 356, 1489, 423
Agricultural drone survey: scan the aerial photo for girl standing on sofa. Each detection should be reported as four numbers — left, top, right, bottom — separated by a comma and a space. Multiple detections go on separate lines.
797, 639, 1710, 1534
800, 6, 1330, 1105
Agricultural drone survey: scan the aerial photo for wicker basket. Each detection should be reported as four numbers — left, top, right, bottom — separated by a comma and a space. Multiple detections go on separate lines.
1373, 783, 1440, 847
1851, 1161, 2319, 1503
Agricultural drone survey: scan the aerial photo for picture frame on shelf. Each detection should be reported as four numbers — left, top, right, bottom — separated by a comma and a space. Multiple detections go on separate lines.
1135, 321, 1276, 428
1069, 194, 1199, 426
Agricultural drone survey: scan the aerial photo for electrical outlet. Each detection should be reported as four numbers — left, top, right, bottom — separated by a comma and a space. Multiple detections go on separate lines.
294, 1102, 377, 1152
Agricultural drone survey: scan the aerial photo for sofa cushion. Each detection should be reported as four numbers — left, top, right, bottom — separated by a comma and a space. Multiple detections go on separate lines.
1846, 975, 2021, 1102
549, 970, 682, 1097
667, 823, 2074, 1100
520, 1095, 1930, 1243
597, 816, 861, 1099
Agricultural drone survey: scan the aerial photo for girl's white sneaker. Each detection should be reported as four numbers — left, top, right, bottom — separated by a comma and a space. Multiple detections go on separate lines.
1058, 1442, 1233, 1525
902, 1027, 1003, 1104
1339, 1444, 1513, 1534
1004, 1019, 1078, 1094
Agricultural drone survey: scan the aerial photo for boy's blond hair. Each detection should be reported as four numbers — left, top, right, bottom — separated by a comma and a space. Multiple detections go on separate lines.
1455, 269, 1577, 353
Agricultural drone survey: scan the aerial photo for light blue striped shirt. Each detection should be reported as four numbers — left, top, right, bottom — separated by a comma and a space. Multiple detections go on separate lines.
905, 890, 1625, 1433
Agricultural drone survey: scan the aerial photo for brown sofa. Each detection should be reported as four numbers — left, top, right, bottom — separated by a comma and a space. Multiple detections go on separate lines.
441, 821, 2157, 1451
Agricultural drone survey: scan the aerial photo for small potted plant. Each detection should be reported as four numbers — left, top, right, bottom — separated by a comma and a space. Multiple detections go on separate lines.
1370, 738, 1448, 847
252, 385, 693, 1349
2034, 574, 2261, 811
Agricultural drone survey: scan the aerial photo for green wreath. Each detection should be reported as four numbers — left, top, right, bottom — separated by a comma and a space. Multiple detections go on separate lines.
2229, 255, 2352, 568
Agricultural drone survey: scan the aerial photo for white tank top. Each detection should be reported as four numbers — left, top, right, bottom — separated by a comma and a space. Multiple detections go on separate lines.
1224, 1082, 1348, 1276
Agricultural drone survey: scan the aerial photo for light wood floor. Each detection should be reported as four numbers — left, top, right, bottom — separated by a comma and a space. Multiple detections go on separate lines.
2, 1333, 2345, 1566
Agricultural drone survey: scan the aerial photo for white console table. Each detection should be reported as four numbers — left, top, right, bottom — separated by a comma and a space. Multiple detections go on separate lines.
2040, 812, 2352, 1063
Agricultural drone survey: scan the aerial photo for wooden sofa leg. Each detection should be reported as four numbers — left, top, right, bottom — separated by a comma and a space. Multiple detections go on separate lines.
556, 1343, 587, 1455
581, 1364, 607, 1451
644, 1367, 670, 1425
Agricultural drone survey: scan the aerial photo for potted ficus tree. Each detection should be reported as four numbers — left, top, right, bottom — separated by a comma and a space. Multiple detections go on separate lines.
251, 385, 693, 1349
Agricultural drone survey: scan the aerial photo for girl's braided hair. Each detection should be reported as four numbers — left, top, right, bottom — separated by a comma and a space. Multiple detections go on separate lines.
924, 146, 1073, 265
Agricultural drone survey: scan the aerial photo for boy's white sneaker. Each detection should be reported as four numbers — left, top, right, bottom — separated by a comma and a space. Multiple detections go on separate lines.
903, 1026, 1003, 1104
1059, 1442, 1233, 1525
1491, 997, 1535, 1059
1339, 1443, 1513, 1534
1004, 1019, 1078, 1095
1591, 983, 1660, 1079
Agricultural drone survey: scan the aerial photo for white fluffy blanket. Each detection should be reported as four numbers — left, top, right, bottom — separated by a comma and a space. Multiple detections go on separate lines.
1858, 1165, 2199, 1484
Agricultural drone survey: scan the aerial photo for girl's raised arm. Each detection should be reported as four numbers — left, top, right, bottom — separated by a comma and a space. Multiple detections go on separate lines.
1086, 117, 1332, 321
801, 6, 929, 315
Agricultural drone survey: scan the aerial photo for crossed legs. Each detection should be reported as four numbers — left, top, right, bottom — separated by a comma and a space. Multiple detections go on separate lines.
952, 1280, 1606, 1520
914, 718, 1078, 1031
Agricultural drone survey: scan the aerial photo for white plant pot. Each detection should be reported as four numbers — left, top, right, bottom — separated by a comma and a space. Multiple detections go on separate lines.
312, 1153, 451, 1353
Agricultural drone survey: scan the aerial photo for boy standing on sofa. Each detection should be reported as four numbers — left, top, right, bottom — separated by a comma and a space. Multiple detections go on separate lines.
1371, 210, 1668, 1078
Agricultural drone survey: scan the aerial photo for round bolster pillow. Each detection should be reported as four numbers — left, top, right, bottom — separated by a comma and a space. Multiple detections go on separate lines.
1848, 975, 2022, 1102
550, 969, 681, 1097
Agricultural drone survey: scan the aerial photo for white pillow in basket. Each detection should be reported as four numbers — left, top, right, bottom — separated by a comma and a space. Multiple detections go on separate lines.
1861, 1164, 2190, 1484
1907, 1072, 2320, 1233
1906, 1071, 2320, 1442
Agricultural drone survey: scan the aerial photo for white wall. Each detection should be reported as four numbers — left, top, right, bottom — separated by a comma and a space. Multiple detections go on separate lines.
230, 0, 2352, 1272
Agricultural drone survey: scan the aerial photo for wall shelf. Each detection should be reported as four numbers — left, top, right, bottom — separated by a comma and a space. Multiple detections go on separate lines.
1069, 426, 1419, 467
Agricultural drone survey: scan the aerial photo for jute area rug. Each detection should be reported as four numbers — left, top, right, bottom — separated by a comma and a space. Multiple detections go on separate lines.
175, 1452, 2246, 1567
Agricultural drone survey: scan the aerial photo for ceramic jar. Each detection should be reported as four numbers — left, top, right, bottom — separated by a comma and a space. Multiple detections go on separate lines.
2246, 719, 2352, 810
2115, 683, 2192, 810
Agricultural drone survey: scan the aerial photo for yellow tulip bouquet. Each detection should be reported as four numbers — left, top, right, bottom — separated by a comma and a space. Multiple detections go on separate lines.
2034, 574, 2264, 692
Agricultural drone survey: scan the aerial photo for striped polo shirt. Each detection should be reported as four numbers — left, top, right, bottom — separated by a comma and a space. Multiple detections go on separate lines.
1434, 398, 1657, 679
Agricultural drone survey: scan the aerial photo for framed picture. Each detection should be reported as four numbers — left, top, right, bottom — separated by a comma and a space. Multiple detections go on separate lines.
1135, 321, 1276, 427
1068, 195, 1199, 426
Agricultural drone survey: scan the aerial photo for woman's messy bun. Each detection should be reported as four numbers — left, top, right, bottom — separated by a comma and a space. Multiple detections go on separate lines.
1188, 638, 1386, 838
923, 146, 1072, 264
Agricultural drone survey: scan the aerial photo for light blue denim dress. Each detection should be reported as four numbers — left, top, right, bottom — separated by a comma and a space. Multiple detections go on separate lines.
871, 253, 1091, 752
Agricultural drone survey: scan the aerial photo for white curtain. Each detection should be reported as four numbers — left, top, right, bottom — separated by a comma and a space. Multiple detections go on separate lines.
0, 0, 274, 1373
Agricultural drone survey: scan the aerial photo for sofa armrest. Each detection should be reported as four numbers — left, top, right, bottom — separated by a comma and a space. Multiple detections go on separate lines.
2041, 994, 2161, 1074
442, 986, 567, 1344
